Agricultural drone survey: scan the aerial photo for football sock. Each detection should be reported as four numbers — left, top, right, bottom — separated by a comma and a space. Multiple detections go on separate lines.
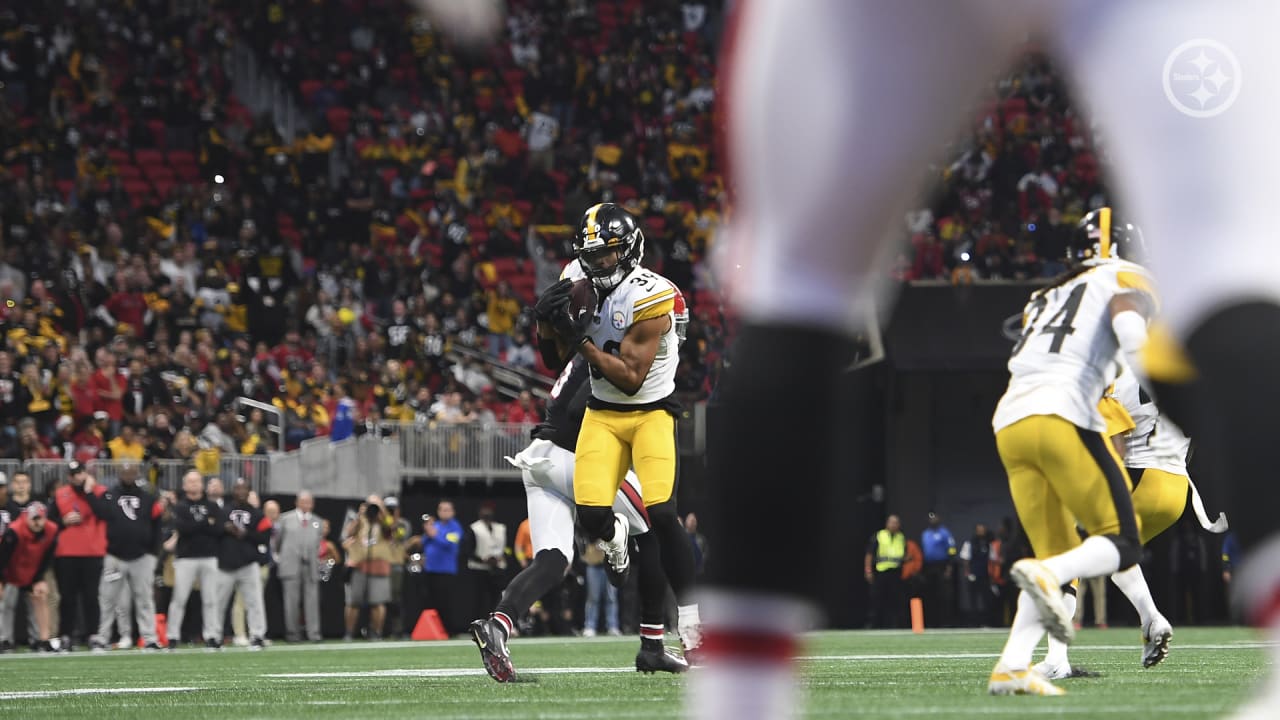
696, 325, 853, 720
690, 590, 813, 720
1111, 565, 1158, 627
494, 549, 568, 624
999, 591, 1046, 672
491, 612, 513, 639
678, 604, 702, 648
635, 532, 669, 628
1042, 536, 1120, 588
640, 624, 665, 648
651, 506, 697, 604
1043, 590, 1076, 668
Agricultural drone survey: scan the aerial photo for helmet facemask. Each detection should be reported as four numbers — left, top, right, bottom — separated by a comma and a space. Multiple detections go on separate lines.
577, 228, 644, 291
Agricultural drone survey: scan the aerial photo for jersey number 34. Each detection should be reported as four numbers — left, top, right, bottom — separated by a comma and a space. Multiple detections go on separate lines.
1010, 284, 1086, 357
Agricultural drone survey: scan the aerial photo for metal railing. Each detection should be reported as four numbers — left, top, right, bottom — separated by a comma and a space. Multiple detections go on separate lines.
18, 455, 272, 497
385, 421, 533, 482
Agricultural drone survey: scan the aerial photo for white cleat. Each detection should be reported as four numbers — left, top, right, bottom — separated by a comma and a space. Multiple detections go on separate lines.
988, 663, 1066, 696
1033, 660, 1102, 680
1141, 615, 1173, 668
1010, 559, 1074, 644
599, 512, 631, 587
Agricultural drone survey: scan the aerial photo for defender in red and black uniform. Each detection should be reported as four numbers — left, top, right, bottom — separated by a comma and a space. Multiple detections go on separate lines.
0, 503, 60, 651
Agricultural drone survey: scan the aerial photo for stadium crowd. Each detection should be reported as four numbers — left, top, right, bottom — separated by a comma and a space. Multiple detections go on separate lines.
0, 0, 728, 651
895, 51, 1109, 284
0, 0, 730, 470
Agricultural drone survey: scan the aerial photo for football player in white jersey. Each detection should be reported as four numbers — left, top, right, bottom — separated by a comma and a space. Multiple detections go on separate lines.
538, 202, 702, 664
1037, 355, 1227, 679
697, 3, 1280, 718
984, 209, 1160, 695
469, 355, 688, 681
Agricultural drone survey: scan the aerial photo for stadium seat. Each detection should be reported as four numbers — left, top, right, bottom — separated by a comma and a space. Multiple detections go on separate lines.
326, 106, 352, 135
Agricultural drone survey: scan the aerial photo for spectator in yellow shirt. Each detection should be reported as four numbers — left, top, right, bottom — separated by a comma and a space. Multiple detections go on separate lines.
485, 281, 521, 357
108, 424, 147, 461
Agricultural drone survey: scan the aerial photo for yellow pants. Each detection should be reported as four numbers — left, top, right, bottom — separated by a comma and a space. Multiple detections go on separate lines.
997, 415, 1142, 558
1130, 467, 1188, 545
574, 407, 676, 507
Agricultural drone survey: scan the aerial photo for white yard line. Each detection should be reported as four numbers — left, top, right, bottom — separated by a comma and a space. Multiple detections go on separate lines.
0, 686, 200, 700
263, 666, 636, 679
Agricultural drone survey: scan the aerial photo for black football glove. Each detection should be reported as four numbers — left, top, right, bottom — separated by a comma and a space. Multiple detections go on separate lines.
551, 299, 591, 347
534, 278, 574, 322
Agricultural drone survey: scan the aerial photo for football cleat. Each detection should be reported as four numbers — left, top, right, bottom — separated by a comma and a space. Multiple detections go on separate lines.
1033, 661, 1102, 680
470, 618, 519, 683
988, 663, 1066, 696
637, 645, 690, 674
1010, 560, 1074, 644
600, 513, 631, 588
1142, 615, 1173, 668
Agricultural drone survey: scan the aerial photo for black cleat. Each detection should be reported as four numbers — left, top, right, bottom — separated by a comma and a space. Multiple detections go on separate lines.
249, 637, 266, 651
470, 618, 518, 683
636, 644, 690, 674
204, 638, 223, 651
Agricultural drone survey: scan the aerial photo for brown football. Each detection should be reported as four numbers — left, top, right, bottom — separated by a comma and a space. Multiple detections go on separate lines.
567, 278, 598, 328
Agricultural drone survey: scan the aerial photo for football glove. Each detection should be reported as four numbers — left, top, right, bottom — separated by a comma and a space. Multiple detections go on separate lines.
551, 299, 591, 347
534, 279, 573, 322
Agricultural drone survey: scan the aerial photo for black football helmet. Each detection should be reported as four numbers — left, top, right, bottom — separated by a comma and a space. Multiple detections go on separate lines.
574, 202, 645, 291
1071, 207, 1146, 264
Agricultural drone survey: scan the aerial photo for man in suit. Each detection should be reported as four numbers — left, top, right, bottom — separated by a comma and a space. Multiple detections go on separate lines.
275, 491, 324, 642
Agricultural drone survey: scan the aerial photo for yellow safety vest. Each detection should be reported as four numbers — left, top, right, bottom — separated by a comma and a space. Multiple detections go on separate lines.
875, 530, 906, 572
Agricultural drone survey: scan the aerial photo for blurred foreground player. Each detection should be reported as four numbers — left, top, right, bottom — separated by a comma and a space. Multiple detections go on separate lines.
700, 2, 1280, 718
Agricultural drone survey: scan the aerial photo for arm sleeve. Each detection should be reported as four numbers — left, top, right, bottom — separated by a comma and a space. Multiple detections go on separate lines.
85, 488, 115, 518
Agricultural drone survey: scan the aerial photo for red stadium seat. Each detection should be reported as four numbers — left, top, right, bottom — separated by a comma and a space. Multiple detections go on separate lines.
300, 79, 324, 104
326, 106, 352, 135
135, 149, 164, 166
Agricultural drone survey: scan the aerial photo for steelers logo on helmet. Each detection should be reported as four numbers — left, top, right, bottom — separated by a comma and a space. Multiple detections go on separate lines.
1069, 206, 1146, 265
574, 202, 645, 291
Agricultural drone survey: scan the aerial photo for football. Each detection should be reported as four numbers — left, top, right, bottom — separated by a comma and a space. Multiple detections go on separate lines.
567, 278, 599, 329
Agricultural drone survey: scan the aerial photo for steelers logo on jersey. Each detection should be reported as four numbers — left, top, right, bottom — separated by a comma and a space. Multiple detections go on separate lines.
612, 311, 626, 330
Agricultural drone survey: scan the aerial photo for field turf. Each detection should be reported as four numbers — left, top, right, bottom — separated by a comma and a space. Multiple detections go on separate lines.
0, 627, 1268, 718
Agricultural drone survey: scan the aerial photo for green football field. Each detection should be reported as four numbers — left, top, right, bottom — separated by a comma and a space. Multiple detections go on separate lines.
0, 627, 1268, 718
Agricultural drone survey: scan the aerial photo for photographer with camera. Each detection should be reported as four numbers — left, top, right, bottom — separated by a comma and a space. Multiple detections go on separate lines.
341, 495, 394, 641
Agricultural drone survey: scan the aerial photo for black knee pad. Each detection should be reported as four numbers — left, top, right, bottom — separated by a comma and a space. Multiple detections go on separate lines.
645, 500, 680, 528
533, 548, 569, 576
576, 504, 616, 541
1106, 533, 1142, 570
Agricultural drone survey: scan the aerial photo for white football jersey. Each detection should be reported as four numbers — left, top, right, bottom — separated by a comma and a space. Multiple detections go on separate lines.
561, 261, 679, 407
1113, 364, 1191, 475
993, 259, 1157, 433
